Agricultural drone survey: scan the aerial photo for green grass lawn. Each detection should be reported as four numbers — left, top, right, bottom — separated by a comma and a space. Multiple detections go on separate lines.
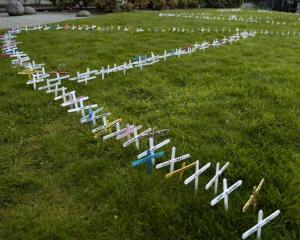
0, 9, 299, 240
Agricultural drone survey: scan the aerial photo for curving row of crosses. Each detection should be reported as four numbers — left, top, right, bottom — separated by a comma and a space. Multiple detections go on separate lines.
159, 12, 299, 26
20, 23, 300, 37
1, 24, 280, 240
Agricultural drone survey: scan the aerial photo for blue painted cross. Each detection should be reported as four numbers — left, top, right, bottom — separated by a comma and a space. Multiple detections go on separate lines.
131, 150, 165, 175
87, 108, 95, 122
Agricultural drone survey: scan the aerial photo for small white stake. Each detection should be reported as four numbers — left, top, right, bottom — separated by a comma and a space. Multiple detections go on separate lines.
184, 161, 211, 191
155, 146, 190, 172
137, 138, 170, 163
205, 162, 230, 194
210, 179, 242, 211
123, 128, 152, 150
242, 210, 281, 240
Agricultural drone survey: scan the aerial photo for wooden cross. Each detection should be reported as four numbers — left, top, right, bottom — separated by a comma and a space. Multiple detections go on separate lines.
242, 178, 265, 213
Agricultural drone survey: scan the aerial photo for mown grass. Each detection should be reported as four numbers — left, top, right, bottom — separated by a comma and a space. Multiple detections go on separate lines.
0, 9, 299, 240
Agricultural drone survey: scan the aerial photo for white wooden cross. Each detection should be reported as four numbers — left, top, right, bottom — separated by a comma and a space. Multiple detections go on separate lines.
24, 61, 44, 70
38, 80, 62, 91
38, 72, 68, 90
184, 161, 211, 191
2, 41, 17, 51
56, 24, 63, 30
123, 128, 152, 150
242, 210, 281, 240
70, 69, 97, 81
212, 39, 221, 48
205, 162, 230, 194
91, 113, 112, 133
200, 41, 210, 50
43, 25, 50, 30
77, 75, 96, 84
35, 25, 43, 31
210, 179, 242, 211
221, 37, 228, 45
11, 55, 30, 66
115, 124, 142, 140
4, 47, 20, 55
55, 90, 74, 103
67, 97, 98, 116
155, 146, 190, 172
48, 72, 70, 82
137, 138, 170, 164
26, 73, 47, 90
9, 51, 27, 59
60, 94, 85, 108
80, 107, 104, 125
103, 123, 134, 141
46, 85, 67, 98
60, 94, 96, 116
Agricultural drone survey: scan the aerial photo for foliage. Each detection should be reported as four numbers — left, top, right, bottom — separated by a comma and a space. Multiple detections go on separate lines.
166, 0, 178, 9
128, 0, 150, 9
95, 0, 118, 11
0, 9, 299, 240
49, 0, 76, 9
177, 0, 188, 8
150, 0, 167, 10
204, 0, 243, 8
123, 1, 135, 10
49, 0, 93, 9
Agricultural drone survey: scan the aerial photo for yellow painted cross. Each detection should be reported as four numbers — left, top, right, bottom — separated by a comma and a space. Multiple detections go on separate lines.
17, 69, 39, 79
242, 178, 265, 213
94, 119, 122, 139
165, 161, 197, 179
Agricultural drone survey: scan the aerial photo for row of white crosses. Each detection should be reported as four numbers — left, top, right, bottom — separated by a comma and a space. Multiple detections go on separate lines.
20, 22, 300, 39
159, 12, 294, 26
1, 27, 281, 240
21, 22, 262, 36
63, 30, 255, 84
2, 29, 246, 200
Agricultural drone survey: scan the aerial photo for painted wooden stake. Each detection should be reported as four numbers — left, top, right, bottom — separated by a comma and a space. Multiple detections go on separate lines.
137, 138, 170, 164
184, 161, 211, 191
132, 150, 165, 175
116, 125, 142, 140
155, 146, 190, 172
123, 128, 152, 150
93, 118, 122, 138
139, 127, 169, 145
55, 90, 74, 103
210, 179, 242, 211
205, 162, 230, 194
103, 123, 139, 141
68, 98, 98, 116
242, 210, 280, 240
164, 161, 197, 179
179, 162, 186, 181
80, 107, 104, 125
242, 178, 265, 213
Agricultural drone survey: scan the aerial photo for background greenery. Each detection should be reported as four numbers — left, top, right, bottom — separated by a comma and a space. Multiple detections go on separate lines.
49, 0, 243, 11
0, 9, 299, 240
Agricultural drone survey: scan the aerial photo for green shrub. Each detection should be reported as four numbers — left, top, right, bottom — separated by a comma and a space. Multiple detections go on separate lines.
150, 0, 166, 9
49, 0, 76, 9
166, 0, 178, 8
187, 0, 199, 7
95, 0, 118, 12
128, 0, 150, 9
204, 0, 243, 8
177, 0, 188, 8
122, 1, 135, 10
